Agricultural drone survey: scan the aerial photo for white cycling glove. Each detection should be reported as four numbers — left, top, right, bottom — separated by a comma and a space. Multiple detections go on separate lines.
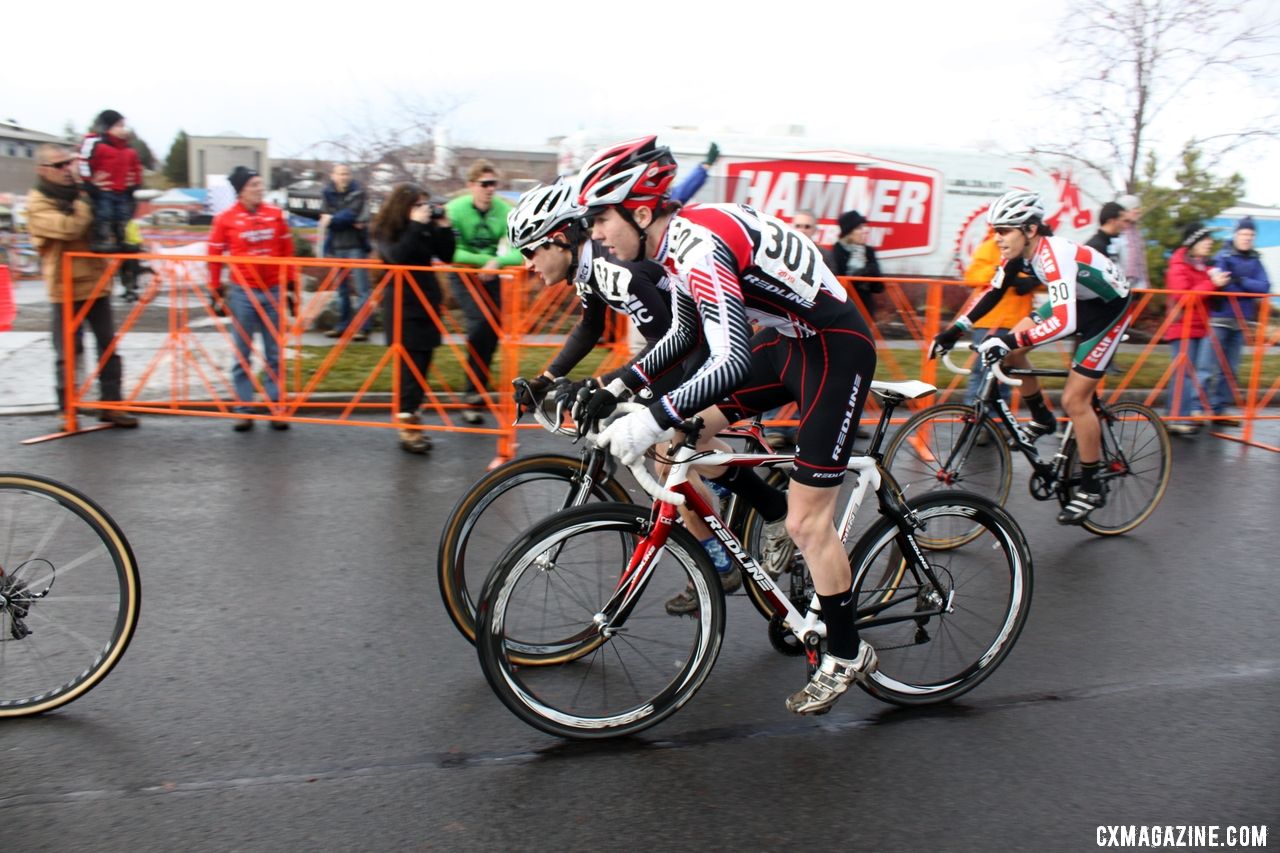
593, 407, 673, 466
976, 335, 1012, 363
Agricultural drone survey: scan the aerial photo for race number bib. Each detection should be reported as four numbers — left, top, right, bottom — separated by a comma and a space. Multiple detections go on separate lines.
752, 214, 822, 302
591, 257, 635, 304
666, 217, 716, 274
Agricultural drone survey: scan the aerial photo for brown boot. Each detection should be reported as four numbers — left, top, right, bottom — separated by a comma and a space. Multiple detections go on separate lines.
98, 410, 139, 428
397, 412, 431, 454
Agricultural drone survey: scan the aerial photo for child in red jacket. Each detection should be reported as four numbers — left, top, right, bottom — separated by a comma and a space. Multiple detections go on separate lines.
78, 109, 142, 252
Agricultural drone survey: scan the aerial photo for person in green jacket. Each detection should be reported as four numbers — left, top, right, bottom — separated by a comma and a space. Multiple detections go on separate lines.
443, 159, 523, 424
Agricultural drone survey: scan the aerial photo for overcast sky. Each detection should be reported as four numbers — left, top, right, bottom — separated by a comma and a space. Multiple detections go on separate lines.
5, 0, 1278, 205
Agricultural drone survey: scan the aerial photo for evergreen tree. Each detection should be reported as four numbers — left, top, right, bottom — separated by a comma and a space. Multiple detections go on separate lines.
131, 136, 156, 171
1136, 145, 1244, 287
163, 130, 189, 187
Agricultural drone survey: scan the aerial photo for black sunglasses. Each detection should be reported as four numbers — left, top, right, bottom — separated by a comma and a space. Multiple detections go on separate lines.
477, 179, 498, 188
42, 159, 76, 169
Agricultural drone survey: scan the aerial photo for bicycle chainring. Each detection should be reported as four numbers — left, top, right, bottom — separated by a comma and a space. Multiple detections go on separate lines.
1029, 473, 1055, 500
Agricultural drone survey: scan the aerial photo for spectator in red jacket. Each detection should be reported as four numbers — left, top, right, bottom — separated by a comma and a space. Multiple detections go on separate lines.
78, 109, 142, 253
208, 166, 296, 432
1161, 222, 1229, 434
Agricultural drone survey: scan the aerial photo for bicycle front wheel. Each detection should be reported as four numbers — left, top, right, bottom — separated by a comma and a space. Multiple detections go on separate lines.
437, 453, 631, 645
0, 473, 141, 717
883, 404, 1013, 503
1064, 402, 1171, 536
476, 503, 726, 740
850, 491, 1032, 706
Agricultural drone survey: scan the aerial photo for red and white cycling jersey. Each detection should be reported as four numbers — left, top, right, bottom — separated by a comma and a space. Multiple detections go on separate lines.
626, 203, 868, 428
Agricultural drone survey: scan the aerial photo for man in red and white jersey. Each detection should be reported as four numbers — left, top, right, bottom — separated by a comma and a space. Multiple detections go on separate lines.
931, 189, 1133, 524
576, 136, 879, 716
208, 166, 296, 432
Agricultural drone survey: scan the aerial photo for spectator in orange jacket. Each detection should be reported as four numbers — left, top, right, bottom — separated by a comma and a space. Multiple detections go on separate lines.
208, 166, 296, 432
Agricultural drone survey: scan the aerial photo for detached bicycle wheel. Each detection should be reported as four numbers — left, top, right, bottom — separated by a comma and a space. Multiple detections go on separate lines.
0, 473, 140, 717
476, 503, 726, 740
1063, 402, 1171, 536
850, 491, 1031, 706
436, 453, 631, 645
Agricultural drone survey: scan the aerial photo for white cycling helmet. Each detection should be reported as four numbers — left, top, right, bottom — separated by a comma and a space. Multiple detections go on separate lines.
507, 178, 585, 251
987, 189, 1046, 228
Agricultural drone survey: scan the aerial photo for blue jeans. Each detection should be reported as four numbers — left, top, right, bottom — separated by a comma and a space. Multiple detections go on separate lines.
1196, 325, 1243, 415
964, 328, 1013, 407
1166, 336, 1207, 418
92, 191, 135, 243
330, 247, 372, 332
228, 286, 282, 413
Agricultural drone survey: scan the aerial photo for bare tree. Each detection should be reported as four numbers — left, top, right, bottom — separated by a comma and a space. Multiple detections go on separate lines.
1029, 0, 1278, 192
293, 90, 463, 193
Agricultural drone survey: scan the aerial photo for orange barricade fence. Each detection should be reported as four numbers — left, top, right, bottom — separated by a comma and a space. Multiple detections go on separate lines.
36, 255, 1277, 456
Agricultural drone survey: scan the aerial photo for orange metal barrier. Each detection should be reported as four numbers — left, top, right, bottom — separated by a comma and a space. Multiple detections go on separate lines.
32, 256, 1276, 456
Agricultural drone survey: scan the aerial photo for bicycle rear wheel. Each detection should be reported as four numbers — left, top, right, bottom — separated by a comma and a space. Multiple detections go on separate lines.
0, 473, 140, 717
476, 503, 726, 739
437, 453, 631, 645
1062, 402, 1171, 536
882, 405, 1013, 548
850, 491, 1031, 706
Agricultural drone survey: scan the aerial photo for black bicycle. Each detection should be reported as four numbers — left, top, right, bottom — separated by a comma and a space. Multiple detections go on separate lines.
0, 472, 141, 716
437, 381, 785, 648
883, 343, 1171, 537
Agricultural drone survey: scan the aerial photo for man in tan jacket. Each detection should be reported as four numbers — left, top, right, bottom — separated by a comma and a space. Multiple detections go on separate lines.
27, 143, 137, 426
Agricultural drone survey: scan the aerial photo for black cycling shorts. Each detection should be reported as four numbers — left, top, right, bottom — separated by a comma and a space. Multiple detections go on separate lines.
716, 324, 876, 488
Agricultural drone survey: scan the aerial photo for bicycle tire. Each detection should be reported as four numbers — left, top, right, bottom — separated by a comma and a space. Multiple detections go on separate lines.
476, 502, 726, 740
436, 453, 631, 646
730, 468, 792, 619
882, 404, 1013, 548
0, 473, 140, 717
1061, 402, 1171, 536
850, 491, 1032, 706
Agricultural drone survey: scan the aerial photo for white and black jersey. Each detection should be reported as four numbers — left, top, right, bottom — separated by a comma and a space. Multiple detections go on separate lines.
545, 240, 673, 385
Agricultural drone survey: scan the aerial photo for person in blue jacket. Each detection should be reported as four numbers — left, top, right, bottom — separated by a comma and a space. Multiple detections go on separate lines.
1199, 216, 1271, 424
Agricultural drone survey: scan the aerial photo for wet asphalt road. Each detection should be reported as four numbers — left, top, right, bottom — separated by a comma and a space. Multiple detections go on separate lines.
1, 414, 1276, 853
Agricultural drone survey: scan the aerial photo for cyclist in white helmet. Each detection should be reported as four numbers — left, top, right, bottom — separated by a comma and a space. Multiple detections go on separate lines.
931, 189, 1133, 524
507, 177, 674, 409
575, 136, 880, 715
507, 177, 796, 590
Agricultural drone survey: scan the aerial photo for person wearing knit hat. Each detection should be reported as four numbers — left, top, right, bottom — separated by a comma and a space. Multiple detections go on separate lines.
1161, 221, 1228, 434
207, 164, 296, 432
1198, 213, 1272, 425
828, 208, 883, 315
77, 108, 141, 252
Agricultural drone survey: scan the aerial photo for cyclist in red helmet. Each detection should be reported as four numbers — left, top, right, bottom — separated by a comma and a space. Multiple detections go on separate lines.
576, 136, 880, 715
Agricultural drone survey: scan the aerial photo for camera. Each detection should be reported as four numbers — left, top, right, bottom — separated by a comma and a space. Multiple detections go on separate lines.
430, 204, 446, 219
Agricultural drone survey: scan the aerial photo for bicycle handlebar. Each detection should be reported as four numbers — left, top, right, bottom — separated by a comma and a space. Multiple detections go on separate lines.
600, 401, 686, 506
940, 342, 1023, 387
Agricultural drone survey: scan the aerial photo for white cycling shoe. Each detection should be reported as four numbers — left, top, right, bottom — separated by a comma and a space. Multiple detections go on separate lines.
785, 642, 878, 716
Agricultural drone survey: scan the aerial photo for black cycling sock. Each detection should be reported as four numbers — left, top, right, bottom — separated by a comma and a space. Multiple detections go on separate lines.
711, 468, 787, 523
1080, 460, 1102, 493
1023, 391, 1055, 426
818, 590, 858, 659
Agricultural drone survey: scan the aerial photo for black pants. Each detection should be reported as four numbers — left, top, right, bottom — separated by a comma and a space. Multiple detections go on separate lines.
51, 297, 122, 408
452, 273, 501, 394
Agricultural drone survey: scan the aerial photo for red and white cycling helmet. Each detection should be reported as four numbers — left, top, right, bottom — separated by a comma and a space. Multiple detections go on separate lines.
575, 135, 678, 212
987, 189, 1046, 228
507, 177, 585, 253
